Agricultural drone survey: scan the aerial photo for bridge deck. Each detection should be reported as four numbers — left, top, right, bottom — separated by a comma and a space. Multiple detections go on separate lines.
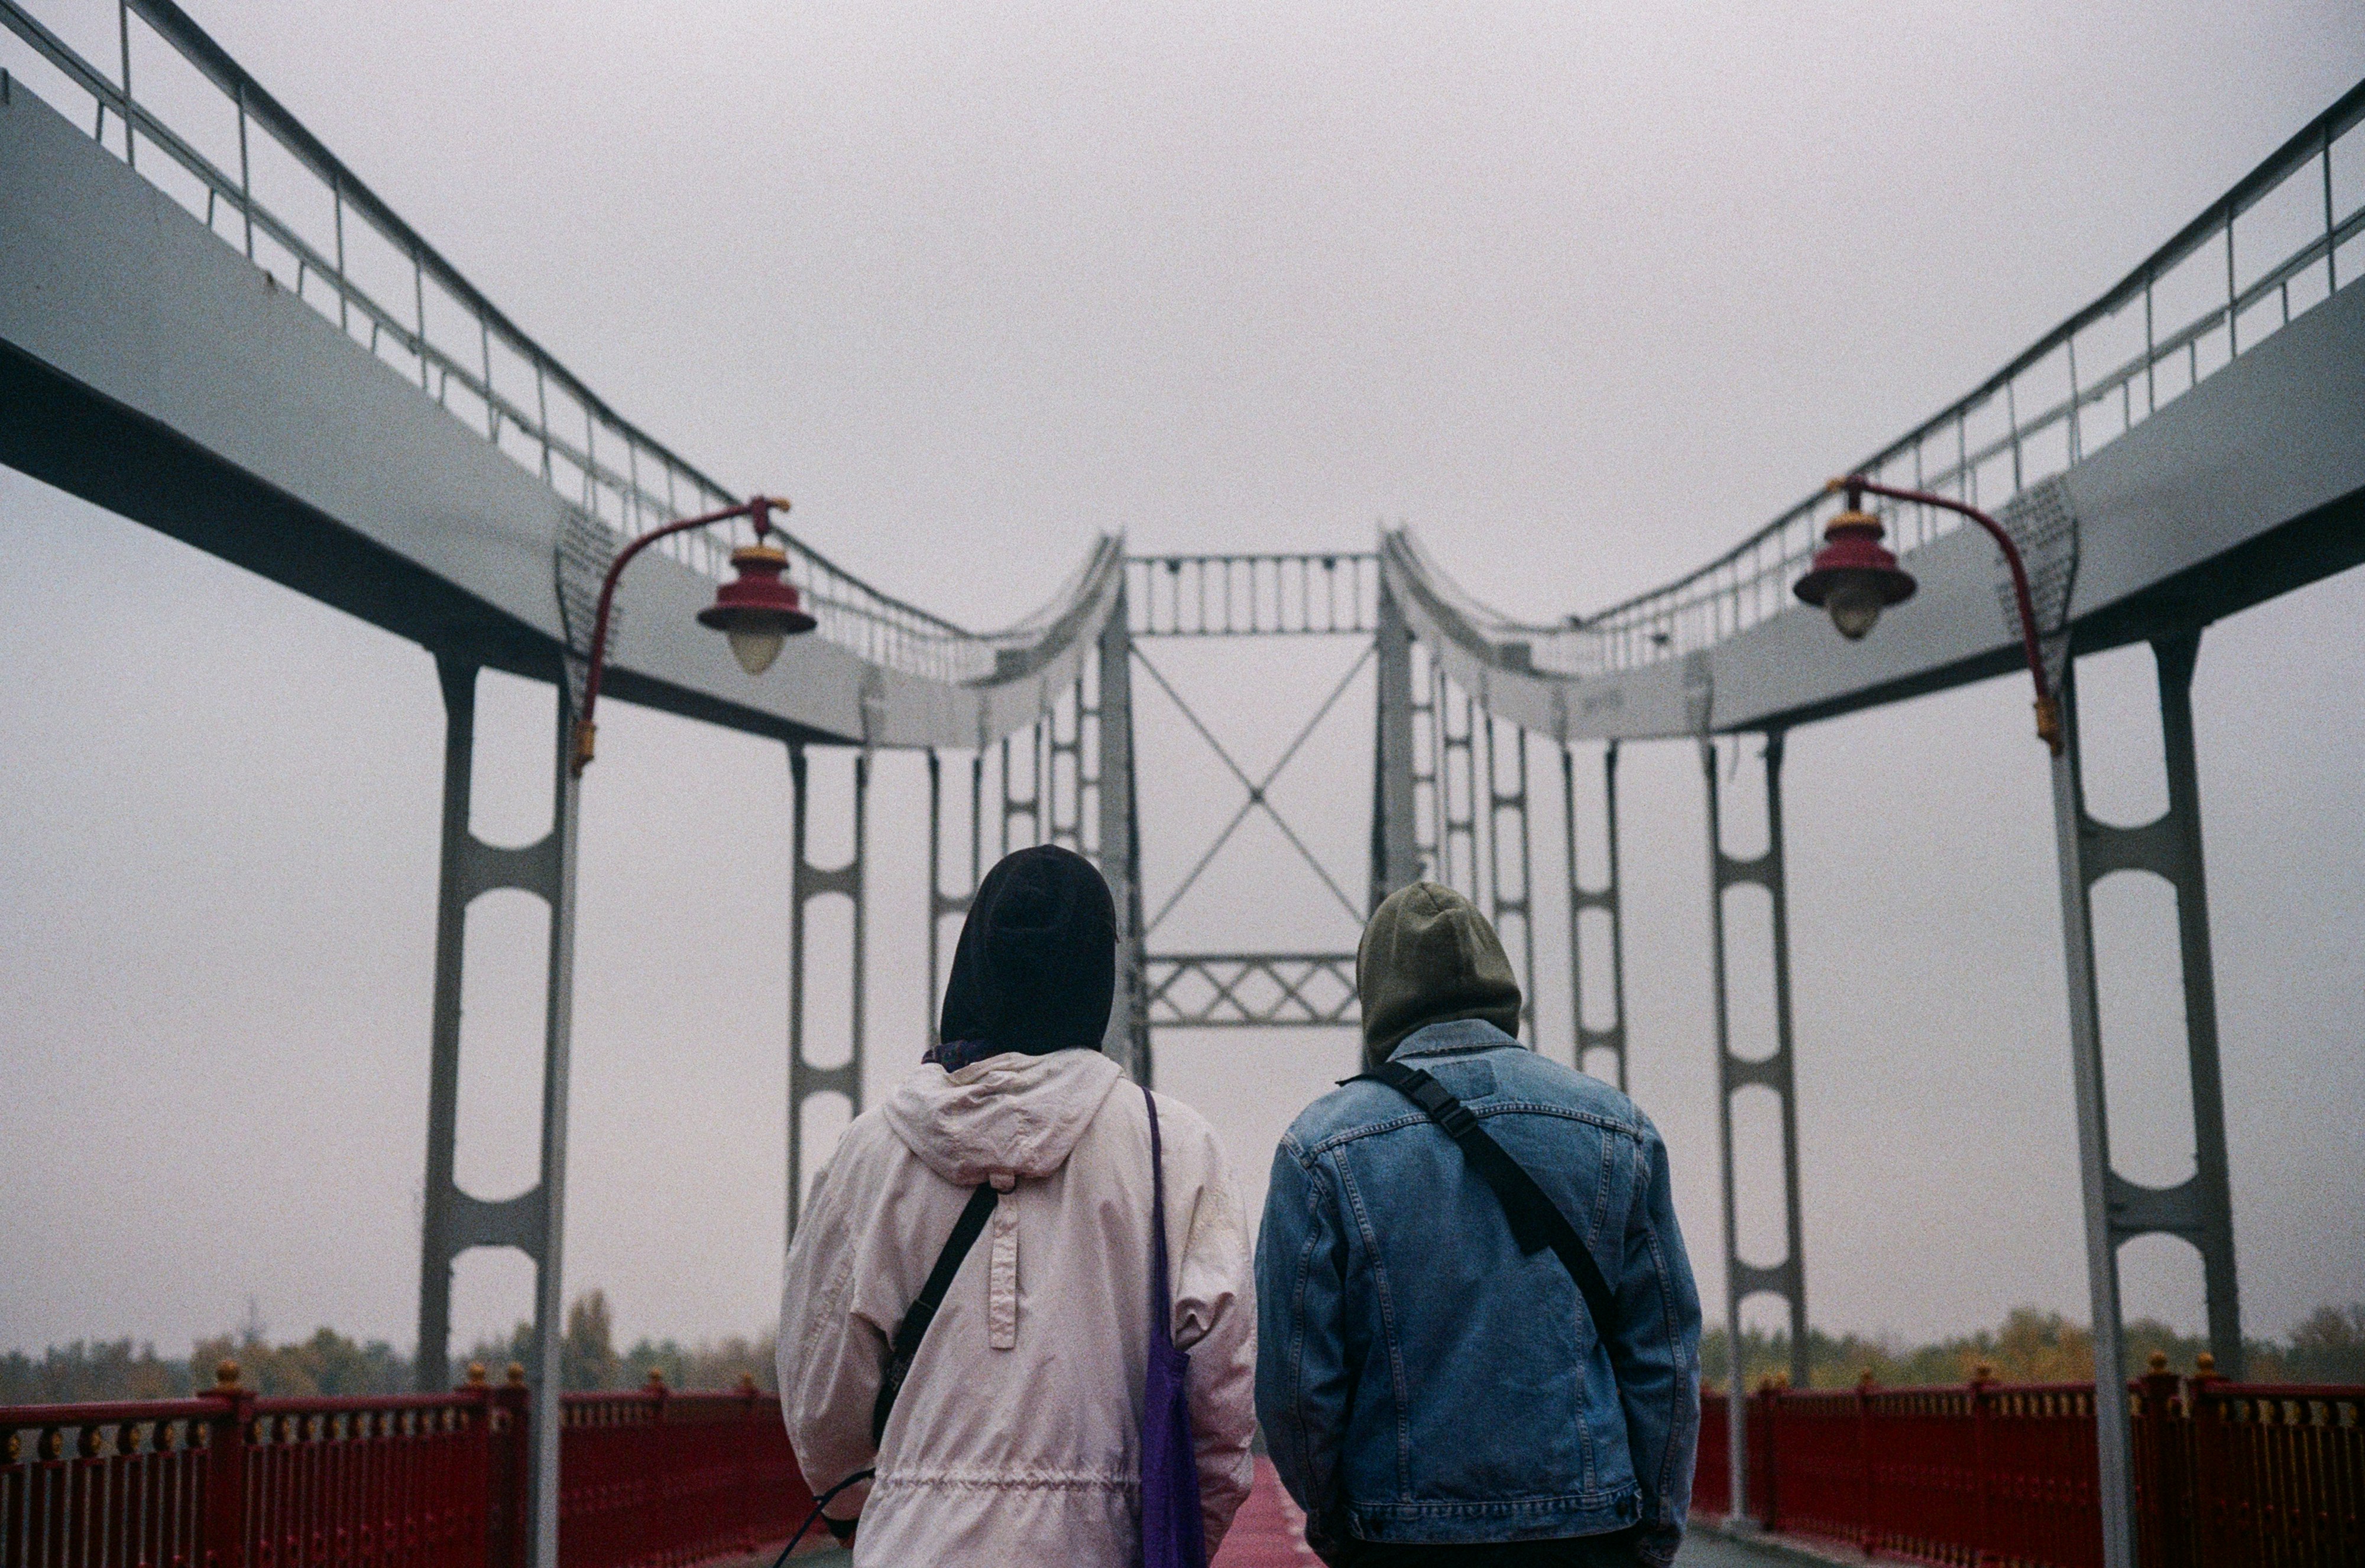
1211, 1461, 1801, 1567
738, 1461, 1807, 1564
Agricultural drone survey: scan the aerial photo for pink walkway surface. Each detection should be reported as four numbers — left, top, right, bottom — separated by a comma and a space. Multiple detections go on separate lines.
1213, 1459, 1323, 1566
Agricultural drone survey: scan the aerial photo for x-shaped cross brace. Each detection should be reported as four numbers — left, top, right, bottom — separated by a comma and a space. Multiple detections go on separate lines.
1133, 643, 1374, 935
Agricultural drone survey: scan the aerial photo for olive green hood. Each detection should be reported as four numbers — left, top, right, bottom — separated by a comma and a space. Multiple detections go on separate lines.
1357, 881, 1524, 1067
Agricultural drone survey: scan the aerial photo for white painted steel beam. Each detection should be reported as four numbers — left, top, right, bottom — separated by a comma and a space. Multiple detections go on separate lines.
0, 80, 1115, 751
1386, 271, 2365, 742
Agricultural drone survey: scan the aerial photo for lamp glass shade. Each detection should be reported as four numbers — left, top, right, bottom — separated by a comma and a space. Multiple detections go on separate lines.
1823, 574, 1888, 640
727, 626, 788, 675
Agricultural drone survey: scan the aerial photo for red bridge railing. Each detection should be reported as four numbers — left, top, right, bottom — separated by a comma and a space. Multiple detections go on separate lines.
1692, 1359, 2363, 1567
559, 1384, 812, 1568
0, 1363, 817, 1568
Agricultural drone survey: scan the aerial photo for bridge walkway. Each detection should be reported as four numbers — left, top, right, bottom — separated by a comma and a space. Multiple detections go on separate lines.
1211, 1460, 1805, 1568
714, 1459, 1801, 1566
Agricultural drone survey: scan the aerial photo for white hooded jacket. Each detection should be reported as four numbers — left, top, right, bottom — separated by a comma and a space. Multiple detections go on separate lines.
777, 1047, 1257, 1565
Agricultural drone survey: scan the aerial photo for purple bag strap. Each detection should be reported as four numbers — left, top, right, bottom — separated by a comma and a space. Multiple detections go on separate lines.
1143, 1083, 1172, 1330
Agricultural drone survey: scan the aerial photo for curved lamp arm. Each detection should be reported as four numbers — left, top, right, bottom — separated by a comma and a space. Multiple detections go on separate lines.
572, 495, 788, 775
1832, 477, 2063, 753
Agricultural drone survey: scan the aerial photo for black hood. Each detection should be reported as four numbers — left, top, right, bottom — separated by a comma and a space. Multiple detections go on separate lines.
938, 844, 1117, 1057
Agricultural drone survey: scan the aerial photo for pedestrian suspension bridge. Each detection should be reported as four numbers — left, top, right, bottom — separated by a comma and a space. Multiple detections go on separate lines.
4, 4, 2362, 1566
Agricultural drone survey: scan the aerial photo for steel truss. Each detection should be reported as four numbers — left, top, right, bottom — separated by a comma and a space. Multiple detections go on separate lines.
1126, 553, 1411, 1060
1127, 552, 1381, 637
1145, 954, 1361, 1028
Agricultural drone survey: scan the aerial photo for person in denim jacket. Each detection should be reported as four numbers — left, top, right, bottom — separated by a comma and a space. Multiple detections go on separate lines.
1256, 883, 1701, 1566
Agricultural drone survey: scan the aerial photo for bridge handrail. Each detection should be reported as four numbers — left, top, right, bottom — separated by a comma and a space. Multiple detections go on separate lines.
0, 0, 1113, 689
1703, 1369, 2365, 1567
1, 1381, 817, 1568
1405, 77, 2365, 682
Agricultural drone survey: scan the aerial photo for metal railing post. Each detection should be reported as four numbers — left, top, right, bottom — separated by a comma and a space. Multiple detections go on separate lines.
2225, 207, 2240, 357
114, 0, 131, 168
197, 1363, 254, 1568
2327, 124, 2341, 294
236, 81, 252, 260
1854, 1373, 1874, 1552
490, 1365, 533, 1568
1971, 1363, 1995, 1554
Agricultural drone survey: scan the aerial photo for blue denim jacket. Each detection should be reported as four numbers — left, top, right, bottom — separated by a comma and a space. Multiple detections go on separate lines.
1255, 1021, 1702, 1563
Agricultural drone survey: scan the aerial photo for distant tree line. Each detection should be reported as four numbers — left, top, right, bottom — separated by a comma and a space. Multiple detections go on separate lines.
9, 1297, 2360, 1404
1701, 1303, 2365, 1389
464, 1290, 778, 1395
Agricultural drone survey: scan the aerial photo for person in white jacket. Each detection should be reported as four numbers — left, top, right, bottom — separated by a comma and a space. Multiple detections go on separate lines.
777, 844, 1258, 1565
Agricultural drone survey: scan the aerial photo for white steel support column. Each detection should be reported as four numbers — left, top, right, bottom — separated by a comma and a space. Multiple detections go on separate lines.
1098, 582, 1151, 1083
925, 750, 981, 1055
1564, 742, 1629, 1090
787, 744, 866, 1242
1703, 732, 1808, 1521
411, 656, 579, 1568
529, 681, 582, 1568
2048, 657, 2134, 1568
1483, 718, 1538, 1041
1370, 582, 1421, 908
2048, 629, 2240, 1568
2150, 633, 2242, 1375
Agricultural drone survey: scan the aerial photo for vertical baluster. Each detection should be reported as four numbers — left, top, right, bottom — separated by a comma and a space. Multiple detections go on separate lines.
117, 0, 133, 169
2225, 202, 2240, 356
1956, 408, 1970, 506
2066, 334, 2082, 464
239, 84, 255, 261
2144, 273, 2157, 415
412, 248, 429, 390
2005, 379, 2024, 494
480, 316, 496, 440
534, 362, 552, 481
2324, 124, 2340, 294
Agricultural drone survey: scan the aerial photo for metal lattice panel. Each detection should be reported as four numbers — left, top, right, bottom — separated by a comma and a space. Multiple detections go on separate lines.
553, 504, 614, 710
1995, 475, 2079, 639
1144, 954, 1360, 1028
1128, 554, 1381, 636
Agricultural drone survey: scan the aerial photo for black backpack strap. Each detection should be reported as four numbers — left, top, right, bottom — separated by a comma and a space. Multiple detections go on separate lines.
1354, 1060, 1619, 1342
871, 1181, 1000, 1445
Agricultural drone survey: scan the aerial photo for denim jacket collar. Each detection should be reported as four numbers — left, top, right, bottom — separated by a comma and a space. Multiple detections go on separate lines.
1388, 1016, 1522, 1061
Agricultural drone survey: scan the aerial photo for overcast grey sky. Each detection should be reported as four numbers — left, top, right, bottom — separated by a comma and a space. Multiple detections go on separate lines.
3, 0, 2361, 1366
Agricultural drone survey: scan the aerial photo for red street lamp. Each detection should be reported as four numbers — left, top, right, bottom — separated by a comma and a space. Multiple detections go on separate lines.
1794, 475, 2062, 753
572, 494, 818, 775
